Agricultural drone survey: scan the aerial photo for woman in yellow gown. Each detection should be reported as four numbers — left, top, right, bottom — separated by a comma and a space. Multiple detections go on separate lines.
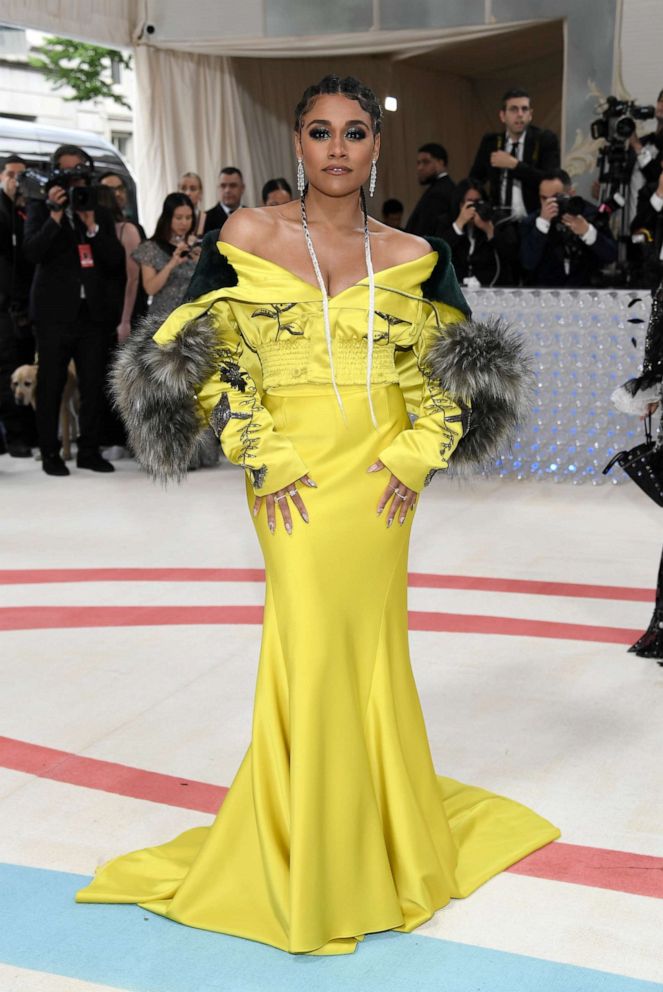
77, 75, 559, 955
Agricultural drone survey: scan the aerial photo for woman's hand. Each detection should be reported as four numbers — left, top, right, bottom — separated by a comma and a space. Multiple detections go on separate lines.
170, 241, 191, 267
455, 201, 476, 230
116, 320, 131, 344
253, 474, 317, 534
368, 459, 417, 526
642, 400, 660, 419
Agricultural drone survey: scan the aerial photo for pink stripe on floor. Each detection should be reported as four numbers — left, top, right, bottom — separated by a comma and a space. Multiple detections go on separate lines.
1, 735, 661, 900
0, 568, 653, 602
0, 604, 640, 644
0, 736, 224, 813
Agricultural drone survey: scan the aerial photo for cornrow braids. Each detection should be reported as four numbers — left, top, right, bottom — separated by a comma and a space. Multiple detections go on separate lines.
294, 74, 383, 134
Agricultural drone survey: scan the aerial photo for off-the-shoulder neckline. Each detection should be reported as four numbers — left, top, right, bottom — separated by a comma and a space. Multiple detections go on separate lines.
216, 240, 438, 300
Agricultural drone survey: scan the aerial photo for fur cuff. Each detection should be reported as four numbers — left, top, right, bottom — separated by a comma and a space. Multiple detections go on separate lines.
110, 313, 220, 482
426, 317, 533, 466
611, 378, 662, 416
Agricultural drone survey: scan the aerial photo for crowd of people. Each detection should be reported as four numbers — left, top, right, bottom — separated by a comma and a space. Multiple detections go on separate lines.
0, 83, 662, 473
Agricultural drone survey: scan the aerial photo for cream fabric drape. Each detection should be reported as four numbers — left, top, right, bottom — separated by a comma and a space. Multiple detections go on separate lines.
142, 21, 540, 58
134, 46, 256, 234
0, 0, 136, 47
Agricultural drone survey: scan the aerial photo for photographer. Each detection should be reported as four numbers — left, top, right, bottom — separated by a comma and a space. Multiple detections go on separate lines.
630, 161, 663, 288
436, 179, 516, 287
628, 89, 663, 201
132, 193, 201, 320
520, 169, 617, 287
0, 154, 37, 457
22, 144, 125, 476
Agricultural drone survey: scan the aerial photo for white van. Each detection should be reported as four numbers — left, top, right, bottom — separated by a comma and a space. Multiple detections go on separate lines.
0, 117, 139, 221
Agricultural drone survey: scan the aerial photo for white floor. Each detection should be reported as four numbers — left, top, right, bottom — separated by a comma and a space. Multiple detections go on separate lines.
2, 453, 663, 988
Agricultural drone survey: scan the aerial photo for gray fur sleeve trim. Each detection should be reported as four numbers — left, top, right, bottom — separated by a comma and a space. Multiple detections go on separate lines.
110, 312, 220, 483
425, 317, 533, 467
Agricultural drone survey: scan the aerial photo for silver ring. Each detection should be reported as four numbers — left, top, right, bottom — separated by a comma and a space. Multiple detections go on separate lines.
288, 489, 297, 497
274, 494, 286, 502
394, 489, 407, 500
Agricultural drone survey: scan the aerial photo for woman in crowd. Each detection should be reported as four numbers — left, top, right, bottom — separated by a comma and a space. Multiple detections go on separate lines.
78, 75, 558, 956
96, 185, 146, 343
436, 178, 513, 288
261, 176, 292, 206
613, 279, 663, 664
178, 171, 207, 236
132, 192, 201, 320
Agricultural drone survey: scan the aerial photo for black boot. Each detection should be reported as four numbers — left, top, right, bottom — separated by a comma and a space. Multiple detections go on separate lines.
76, 450, 115, 473
630, 544, 663, 662
42, 452, 70, 476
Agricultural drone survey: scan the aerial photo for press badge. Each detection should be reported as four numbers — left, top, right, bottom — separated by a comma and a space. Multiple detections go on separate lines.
78, 244, 94, 268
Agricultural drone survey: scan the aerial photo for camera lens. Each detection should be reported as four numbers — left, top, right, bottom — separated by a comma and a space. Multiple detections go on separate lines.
614, 115, 636, 139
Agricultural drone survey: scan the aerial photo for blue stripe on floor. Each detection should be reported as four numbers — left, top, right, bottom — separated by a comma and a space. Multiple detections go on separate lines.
0, 863, 660, 992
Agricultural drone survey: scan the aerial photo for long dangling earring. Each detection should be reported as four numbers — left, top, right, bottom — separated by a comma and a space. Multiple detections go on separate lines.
369, 160, 377, 198
297, 158, 306, 195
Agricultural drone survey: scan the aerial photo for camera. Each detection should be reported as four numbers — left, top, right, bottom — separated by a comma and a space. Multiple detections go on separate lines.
591, 96, 656, 187
552, 193, 585, 216
591, 96, 655, 142
473, 199, 494, 222
16, 164, 98, 210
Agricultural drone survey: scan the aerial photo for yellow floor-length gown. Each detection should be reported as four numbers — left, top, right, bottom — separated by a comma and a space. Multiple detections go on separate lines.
77, 241, 560, 955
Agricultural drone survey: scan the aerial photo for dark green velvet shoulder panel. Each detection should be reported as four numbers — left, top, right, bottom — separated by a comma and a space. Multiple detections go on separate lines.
422, 236, 471, 318
184, 229, 238, 302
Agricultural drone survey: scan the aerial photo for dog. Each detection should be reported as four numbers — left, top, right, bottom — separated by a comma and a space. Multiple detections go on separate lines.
11, 362, 80, 460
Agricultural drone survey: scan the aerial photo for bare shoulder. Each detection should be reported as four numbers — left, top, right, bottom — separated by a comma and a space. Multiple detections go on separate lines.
219, 207, 278, 252
368, 219, 434, 266
219, 203, 301, 255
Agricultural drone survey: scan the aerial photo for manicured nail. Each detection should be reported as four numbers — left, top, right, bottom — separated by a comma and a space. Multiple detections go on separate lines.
367, 464, 377, 472
302, 512, 309, 523
268, 522, 275, 534
253, 506, 259, 517
286, 522, 292, 534
387, 517, 393, 528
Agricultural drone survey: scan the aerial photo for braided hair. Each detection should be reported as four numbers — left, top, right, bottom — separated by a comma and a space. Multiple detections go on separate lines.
294, 75, 383, 134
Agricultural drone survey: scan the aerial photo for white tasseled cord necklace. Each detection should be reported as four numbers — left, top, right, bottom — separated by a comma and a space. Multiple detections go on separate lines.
300, 189, 378, 429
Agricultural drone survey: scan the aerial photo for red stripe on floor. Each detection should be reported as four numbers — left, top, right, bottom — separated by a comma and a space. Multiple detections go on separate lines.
0, 736, 225, 813
0, 568, 653, 602
2, 735, 661, 900
507, 840, 663, 899
0, 568, 266, 585
0, 604, 640, 644
0, 605, 263, 631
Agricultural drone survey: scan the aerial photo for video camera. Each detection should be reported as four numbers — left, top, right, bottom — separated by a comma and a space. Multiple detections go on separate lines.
591, 96, 656, 185
17, 164, 99, 211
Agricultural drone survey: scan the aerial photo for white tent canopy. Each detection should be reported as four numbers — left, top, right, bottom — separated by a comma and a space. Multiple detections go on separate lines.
1, 0, 569, 228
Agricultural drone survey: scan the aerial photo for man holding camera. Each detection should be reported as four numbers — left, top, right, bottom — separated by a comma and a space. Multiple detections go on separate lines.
631, 161, 663, 288
520, 169, 617, 287
23, 144, 125, 476
0, 153, 37, 457
436, 179, 515, 287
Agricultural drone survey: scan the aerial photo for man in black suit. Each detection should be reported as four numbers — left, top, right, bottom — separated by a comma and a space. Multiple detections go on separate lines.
0, 154, 37, 457
404, 143, 455, 236
203, 167, 245, 235
23, 144, 125, 476
470, 88, 560, 219
520, 170, 617, 287
631, 161, 663, 288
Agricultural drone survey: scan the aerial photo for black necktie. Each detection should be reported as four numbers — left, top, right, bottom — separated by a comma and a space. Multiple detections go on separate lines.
504, 141, 518, 208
